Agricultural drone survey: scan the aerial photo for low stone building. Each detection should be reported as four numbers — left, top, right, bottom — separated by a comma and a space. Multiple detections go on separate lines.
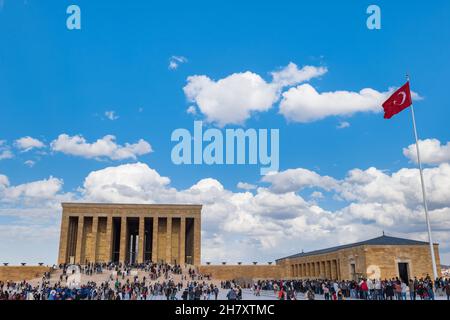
276, 235, 441, 282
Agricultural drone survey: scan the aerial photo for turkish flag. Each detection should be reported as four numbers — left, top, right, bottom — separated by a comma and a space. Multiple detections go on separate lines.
382, 82, 413, 119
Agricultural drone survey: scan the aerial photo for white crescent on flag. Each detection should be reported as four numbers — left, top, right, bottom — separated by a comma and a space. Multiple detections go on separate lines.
394, 91, 407, 105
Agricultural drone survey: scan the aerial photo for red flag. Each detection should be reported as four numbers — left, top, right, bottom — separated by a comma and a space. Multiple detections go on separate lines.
382, 82, 413, 119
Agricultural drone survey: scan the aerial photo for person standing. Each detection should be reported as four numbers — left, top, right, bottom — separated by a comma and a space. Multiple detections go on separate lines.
408, 280, 416, 301
401, 281, 408, 301
368, 279, 375, 300
278, 287, 285, 300
427, 280, 435, 300
375, 279, 382, 300
226, 288, 237, 300
237, 286, 242, 300
445, 280, 450, 301
181, 288, 188, 300
385, 281, 394, 300
359, 279, 369, 300
323, 284, 330, 300
306, 289, 315, 300
394, 280, 402, 300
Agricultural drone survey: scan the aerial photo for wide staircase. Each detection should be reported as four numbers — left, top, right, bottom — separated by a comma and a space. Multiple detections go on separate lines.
28, 264, 206, 288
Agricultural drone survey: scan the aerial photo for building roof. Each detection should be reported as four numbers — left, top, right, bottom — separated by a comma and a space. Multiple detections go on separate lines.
61, 202, 202, 209
276, 235, 435, 261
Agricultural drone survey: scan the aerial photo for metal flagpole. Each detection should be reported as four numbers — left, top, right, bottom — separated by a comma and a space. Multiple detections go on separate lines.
407, 75, 439, 280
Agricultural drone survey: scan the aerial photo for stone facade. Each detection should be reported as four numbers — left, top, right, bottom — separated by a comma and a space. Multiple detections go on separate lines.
276, 238, 441, 281
0, 266, 51, 282
57, 203, 202, 266
198, 265, 287, 280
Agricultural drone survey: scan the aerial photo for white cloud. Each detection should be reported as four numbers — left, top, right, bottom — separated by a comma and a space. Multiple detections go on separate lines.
271, 63, 327, 87
337, 121, 350, 129
280, 84, 423, 123
403, 139, 450, 165
0, 174, 9, 188
183, 63, 426, 126
262, 168, 339, 193
310, 191, 324, 199
24, 160, 35, 167
81, 162, 172, 203
0, 140, 13, 160
0, 149, 13, 160
15, 136, 45, 152
105, 110, 119, 121
50, 134, 153, 161
186, 105, 197, 115
184, 72, 279, 126
169, 56, 188, 70
237, 182, 257, 190
2, 177, 64, 202
279, 84, 390, 123
339, 164, 450, 210
183, 63, 326, 126
0, 171, 74, 264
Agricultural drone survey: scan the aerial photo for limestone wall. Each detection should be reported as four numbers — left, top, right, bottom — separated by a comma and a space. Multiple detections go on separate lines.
364, 244, 441, 279
277, 244, 441, 280
198, 265, 287, 280
0, 266, 51, 282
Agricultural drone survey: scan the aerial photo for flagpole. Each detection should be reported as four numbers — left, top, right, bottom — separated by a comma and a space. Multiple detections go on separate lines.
407, 75, 439, 280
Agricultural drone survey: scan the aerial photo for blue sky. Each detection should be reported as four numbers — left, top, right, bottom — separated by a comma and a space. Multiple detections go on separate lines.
1, 0, 449, 265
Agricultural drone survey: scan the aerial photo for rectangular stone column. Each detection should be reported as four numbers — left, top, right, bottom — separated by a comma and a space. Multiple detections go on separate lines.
166, 217, 172, 263
193, 217, 201, 266
152, 216, 158, 262
57, 214, 70, 265
105, 216, 113, 262
91, 216, 98, 263
326, 261, 332, 279
75, 216, 84, 264
119, 216, 127, 264
331, 260, 337, 280
138, 216, 145, 263
179, 217, 186, 266
337, 259, 341, 280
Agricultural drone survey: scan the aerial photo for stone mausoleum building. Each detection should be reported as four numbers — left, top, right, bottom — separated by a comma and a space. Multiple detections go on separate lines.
55, 202, 442, 282
57, 203, 201, 266
276, 235, 441, 282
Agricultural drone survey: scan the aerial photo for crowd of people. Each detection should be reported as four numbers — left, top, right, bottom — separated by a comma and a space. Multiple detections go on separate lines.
1, 261, 450, 300
0, 262, 216, 300
253, 277, 450, 300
